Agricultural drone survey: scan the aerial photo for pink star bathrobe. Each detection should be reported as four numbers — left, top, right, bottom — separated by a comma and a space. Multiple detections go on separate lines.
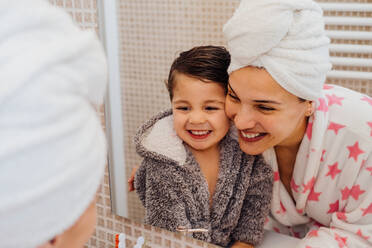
264, 84, 372, 248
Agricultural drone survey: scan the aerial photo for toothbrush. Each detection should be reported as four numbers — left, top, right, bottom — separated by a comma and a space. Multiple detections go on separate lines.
115, 233, 126, 248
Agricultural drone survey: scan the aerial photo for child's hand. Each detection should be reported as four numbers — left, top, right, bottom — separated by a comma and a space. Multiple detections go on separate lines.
127, 166, 138, 192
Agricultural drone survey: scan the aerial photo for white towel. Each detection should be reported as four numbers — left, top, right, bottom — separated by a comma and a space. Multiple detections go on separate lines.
223, 0, 332, 100
0, 1, 107, 247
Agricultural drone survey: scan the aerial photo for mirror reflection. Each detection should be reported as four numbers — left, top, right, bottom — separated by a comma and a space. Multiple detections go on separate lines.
105, 0, 372, 247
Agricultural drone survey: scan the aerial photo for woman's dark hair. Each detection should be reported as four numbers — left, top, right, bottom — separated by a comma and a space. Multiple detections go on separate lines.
166, 45, 231, 100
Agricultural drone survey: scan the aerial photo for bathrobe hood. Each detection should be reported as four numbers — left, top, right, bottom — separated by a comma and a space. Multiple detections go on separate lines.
135, 109, 189, 166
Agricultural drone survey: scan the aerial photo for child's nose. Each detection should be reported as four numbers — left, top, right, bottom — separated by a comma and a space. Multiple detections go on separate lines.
189, 110, 206, 124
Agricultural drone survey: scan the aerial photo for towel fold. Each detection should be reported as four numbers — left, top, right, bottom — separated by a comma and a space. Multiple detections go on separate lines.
0, 1, 107, 247
223, 0, 332, 100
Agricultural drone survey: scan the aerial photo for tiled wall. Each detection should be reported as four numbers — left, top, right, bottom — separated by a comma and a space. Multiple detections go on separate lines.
50, 0, 371, 247
49, 1, 219, 248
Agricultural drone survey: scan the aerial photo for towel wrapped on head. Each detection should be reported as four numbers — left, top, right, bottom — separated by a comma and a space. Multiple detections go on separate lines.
223, 0, 332, 100
0, 1, 107, 247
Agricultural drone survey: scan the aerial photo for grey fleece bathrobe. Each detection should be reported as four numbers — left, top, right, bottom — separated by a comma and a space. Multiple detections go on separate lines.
134, 110, 273, 247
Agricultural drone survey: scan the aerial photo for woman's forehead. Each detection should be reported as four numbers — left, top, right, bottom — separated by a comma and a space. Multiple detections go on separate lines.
228, 68, 299, 103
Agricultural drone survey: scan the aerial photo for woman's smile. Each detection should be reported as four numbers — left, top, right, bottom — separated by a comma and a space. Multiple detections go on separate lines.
239, 131, 267, 142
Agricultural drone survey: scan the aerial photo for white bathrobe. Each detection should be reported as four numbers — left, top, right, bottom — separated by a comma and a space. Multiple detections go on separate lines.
264, 84, 372, 248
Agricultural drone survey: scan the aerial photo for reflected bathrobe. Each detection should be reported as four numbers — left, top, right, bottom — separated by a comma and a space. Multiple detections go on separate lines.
264, 84, 372, 248
134, 110, 273, 247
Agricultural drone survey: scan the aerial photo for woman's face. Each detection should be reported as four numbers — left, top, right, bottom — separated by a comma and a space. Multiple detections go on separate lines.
38, 198, 97, 248
225, 66, 311, 155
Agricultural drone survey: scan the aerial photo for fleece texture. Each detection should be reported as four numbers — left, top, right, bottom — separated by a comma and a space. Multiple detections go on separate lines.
134, 110, 273, 247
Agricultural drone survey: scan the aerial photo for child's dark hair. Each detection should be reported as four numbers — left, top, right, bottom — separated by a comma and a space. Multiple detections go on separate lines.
166, 45, 231, 100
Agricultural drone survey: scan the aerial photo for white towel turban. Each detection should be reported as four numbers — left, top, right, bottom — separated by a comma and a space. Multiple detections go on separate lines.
0, 1, 107, 247
223, 0, 332, 100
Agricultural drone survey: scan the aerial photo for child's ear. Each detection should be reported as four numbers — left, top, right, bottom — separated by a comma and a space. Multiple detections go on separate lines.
37, 236, 61, 248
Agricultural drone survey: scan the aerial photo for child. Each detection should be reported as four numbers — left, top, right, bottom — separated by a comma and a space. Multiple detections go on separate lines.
134, 46, 273, 247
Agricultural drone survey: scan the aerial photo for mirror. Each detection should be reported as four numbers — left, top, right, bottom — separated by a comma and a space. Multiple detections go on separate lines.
101, 0, 372, 229
101, 0, 240, 221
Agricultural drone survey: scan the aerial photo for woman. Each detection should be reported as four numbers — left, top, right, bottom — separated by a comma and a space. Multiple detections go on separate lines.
0, 1, 107, 247
223, 0, 372, 247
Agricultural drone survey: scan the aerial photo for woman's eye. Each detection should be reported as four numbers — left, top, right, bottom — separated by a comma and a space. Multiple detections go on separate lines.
227, 92, 240, 102
258, 105, 275, 111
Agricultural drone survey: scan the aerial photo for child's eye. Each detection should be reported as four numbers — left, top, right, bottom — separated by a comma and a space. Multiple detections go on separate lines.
258, 105, 275, 111
175, 106, 189, 111
227, 92, 240, 102
205, 106, 219, 111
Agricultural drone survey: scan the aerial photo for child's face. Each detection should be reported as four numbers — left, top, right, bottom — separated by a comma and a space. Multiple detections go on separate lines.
171, 73, 230, 153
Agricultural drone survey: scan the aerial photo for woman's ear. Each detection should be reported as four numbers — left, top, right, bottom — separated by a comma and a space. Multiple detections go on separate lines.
305, 101, 315, 116
37, 236, 60, 248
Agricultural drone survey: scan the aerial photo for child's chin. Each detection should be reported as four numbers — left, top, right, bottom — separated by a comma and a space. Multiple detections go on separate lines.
186, 143, 210, 152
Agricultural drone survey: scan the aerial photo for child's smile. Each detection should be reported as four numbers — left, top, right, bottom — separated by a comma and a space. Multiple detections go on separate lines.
188, 130, 212, 139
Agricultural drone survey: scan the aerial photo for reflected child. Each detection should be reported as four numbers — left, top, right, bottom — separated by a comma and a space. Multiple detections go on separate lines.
134, 46, 273, 247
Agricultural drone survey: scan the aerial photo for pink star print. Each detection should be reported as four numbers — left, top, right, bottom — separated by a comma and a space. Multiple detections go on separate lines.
317, 97, 329, 112
326, 162, 341, 179
336, 212, 347, 221
323, 84, 333, 90
321, 149, 326, 162
356, 229, 370, 240
307, 230, 319, 238
361, 96, 372, 106
341, 185, 365, 201
361, 203, 372, 216
347, 141, 365, 162
327, 200, 339, 214
366, 166, 372, 176
327, 122, 346, 135
291, 178, 299, 193
326, 94, 344, 106
341, 187, 350, 200
368, 122, 372, 136
292, 231, 301, 238
350, 185, 365, 201
306, 121, 313, 140
276, 201, 286, 214
334, 233, 347, 248
313, 220, 324, 228
308, 188, 321, 201
274, 171, 280, 181
302, 177, 316, 193
361, 159, 366, 170
280, 201, 286, 212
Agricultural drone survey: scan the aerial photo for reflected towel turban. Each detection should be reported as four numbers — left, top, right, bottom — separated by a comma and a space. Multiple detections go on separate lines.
0, 0, 107, 247
223, 0, 332, 100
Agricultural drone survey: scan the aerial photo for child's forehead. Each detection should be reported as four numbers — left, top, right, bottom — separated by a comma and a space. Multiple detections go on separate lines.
173, 73, 225, 91
172, 78, 226, 105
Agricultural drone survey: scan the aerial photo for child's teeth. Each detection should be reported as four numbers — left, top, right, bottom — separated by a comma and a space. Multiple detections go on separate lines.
241, 132, 260, 138
191, 130, 209, 135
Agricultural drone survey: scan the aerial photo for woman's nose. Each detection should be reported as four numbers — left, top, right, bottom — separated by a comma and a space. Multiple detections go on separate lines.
233, 107, 256, 130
